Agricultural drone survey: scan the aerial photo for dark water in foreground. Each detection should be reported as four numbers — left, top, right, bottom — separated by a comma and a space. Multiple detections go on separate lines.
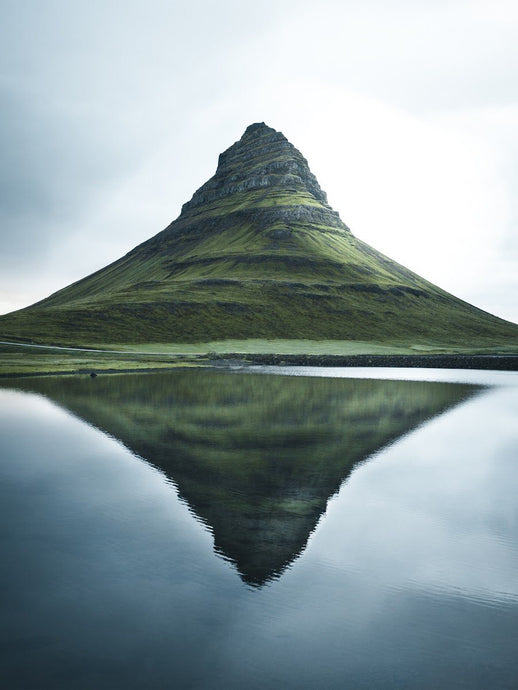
1, 368, 517, 689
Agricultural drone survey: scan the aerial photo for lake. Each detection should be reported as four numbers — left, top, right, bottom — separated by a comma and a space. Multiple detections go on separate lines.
1, 367, 517, 689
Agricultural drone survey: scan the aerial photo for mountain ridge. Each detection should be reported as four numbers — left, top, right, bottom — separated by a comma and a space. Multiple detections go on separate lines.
1, 122, 517, 348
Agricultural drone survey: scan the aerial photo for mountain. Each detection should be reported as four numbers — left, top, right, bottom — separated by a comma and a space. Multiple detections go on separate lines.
1, 122, 517, 347
4, 369, 480, 586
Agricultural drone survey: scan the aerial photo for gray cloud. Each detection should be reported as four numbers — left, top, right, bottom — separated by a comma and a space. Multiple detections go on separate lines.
0, 85, 148, 271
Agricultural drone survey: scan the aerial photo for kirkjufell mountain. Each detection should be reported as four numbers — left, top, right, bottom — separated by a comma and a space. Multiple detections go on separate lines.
2, 122, 518, 347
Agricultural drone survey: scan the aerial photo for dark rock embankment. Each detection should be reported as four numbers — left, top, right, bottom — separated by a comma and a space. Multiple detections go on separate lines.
210, 353, 518, 371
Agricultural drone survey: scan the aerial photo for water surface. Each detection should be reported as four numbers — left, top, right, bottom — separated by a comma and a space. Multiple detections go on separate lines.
1, 368, 517, 689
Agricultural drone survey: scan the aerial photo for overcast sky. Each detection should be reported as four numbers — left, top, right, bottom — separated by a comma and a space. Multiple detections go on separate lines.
1, 0, 517, 324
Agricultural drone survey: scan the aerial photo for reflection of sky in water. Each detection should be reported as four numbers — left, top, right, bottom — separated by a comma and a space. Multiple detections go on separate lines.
1, 378, 517, 690
303, 386, 518, 602
252, 365, 518, 387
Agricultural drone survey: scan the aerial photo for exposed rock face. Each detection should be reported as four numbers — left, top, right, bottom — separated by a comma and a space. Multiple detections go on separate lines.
182, 123, 330, 214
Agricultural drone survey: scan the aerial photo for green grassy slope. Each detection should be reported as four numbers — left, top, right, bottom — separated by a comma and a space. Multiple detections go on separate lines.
1, 122, 517, 349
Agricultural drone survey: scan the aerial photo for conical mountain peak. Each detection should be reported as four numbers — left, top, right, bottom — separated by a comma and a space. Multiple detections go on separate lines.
181, 122, 329, 216
2, 123, 518, 347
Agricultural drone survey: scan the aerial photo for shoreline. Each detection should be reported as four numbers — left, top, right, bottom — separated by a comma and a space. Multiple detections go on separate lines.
2, 352, 518, 378
0, 366, 198, 380
211, 353, 518, 371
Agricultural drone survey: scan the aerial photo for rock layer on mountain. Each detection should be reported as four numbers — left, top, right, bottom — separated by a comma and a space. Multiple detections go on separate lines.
1, 122, 517, 347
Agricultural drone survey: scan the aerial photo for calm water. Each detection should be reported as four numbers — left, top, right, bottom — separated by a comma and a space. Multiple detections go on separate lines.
1, 368, 517, 689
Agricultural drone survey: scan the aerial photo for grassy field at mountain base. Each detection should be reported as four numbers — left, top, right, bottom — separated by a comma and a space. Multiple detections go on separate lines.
2, 339, 517, 377
0, 343, 207, 378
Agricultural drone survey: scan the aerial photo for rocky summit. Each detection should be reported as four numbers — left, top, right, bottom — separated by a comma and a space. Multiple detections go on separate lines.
1, 122, 518, 347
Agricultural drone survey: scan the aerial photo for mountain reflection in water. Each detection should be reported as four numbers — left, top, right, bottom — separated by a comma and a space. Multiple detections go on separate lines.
10, 370, 479, 586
